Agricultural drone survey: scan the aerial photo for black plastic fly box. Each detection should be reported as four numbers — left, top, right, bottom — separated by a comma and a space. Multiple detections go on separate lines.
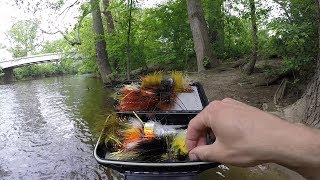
94, 82, 219, 179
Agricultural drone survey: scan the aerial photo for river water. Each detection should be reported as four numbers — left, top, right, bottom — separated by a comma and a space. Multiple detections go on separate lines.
0, 75, 297, 180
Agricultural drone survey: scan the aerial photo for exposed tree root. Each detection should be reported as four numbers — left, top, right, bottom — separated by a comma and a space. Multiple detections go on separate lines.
105, 63, 171, 86
274, 78, 288, 105
254, 71, 292, 87
283, 96, 307, 123
230, 58, 248, 68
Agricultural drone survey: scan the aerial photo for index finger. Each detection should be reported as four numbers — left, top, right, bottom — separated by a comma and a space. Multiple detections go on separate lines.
186, 101, 219, 151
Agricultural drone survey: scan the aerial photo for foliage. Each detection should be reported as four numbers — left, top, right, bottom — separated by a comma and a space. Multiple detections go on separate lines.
74, 0, 195, 75
15, 63, 60, 79
7, 0, 320, 82
14, 61, 80, 80
203, 0, 225, 58
73, 16, 98, 75
6, 19, 40, 58
224, 15, 253, 59
10, 33, 83, 79
149, 0, 194, 70
264, 0, 317, 78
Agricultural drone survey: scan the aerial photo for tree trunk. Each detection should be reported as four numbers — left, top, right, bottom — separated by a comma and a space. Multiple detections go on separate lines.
300, 0, 320, 127
187, 0, 217, 72
102, 0, 120, 73
302, 70, 320, 128
102, 0, 115, 33
284, 0, 320, 127
243, 0, 258, 75
91, 0, 112, 84
126, 0, 133, 80
205, 0, 225, 56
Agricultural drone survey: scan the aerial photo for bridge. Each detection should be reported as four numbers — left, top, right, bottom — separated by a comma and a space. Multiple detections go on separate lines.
0, 53, 63, 82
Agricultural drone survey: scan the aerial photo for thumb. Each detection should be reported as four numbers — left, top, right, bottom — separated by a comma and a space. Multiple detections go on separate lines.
189, 144, 222, 162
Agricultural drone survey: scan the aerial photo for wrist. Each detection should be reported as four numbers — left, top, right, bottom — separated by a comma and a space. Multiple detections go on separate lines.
271, 123, 320, 178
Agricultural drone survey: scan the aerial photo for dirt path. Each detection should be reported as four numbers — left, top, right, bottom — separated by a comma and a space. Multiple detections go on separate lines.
189, 68, 280, 110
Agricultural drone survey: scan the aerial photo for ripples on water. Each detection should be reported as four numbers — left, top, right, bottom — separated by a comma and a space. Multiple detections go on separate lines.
0, 75, 296, 180
0, 76, 121, 179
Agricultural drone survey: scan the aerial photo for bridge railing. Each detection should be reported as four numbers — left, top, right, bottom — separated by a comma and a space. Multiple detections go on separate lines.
0, 53, 63, 69
0, 53, 63, 63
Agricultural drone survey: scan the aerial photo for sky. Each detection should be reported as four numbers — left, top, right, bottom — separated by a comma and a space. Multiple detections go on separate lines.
0, 1, 24, 60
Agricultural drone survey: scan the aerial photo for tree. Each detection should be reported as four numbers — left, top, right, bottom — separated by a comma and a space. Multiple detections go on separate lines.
243, 0, 258, 74
6, 20, 40, 58
142, 0, 193, 70
126, 0, 134, 80
203, 0, 225, 58
186, 0, 217, 72
90, 0, 112, 84
284, 0, 320, 128
299, 0, 320, 127
13, 0, 84, 46
102, 0, 115, 33
266, 0, 317, 77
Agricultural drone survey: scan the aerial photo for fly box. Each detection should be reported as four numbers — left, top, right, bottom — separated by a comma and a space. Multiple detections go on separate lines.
94, 73, 218, 179
94, 113, 219, 174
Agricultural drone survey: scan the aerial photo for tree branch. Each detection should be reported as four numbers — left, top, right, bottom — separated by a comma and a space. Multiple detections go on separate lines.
40, 9, 91, 46
273, 0, 293, 24
59, 0, 79, 16
40, 28, 81, 46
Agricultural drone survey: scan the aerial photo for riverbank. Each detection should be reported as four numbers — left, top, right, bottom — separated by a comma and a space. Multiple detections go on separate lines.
188, 60, 303, 111
0, 73, 96, 85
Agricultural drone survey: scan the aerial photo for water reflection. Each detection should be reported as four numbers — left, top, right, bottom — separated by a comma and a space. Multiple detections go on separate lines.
0, 75, 297, 180
0, 76, 115, 179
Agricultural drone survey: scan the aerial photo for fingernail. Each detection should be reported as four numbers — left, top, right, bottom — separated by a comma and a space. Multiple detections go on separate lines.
189, 153, 198, 161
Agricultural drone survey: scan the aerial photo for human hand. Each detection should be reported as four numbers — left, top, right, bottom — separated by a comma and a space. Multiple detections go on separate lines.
186, 98, 320, 170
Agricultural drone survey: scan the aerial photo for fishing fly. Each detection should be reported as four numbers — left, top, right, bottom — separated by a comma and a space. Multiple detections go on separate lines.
101, 112, 189, 162
101, 72, 196, 162
94, 72, 217, 176
114, 71, 193, 111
